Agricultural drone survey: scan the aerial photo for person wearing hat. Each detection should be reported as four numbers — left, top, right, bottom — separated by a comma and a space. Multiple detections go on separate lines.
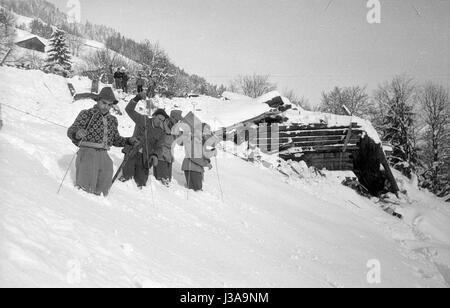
67, 87, 139, 196
121, 93, 167, 188
152, 110, 184, 186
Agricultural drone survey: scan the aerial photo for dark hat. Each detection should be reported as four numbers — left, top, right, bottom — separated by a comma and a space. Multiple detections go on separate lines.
170, 110, 183, 123
97, 87, 118, 104
152, 108, 169, 119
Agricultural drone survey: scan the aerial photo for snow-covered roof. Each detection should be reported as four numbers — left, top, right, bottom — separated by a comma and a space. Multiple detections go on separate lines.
14, 29, 49, 46
221, 91, 252, 101
255, 90, 291, 106
282, 109, 382, 144
222, 90, 291, 106
161, 96, 271, 131
83, 39, 105, 49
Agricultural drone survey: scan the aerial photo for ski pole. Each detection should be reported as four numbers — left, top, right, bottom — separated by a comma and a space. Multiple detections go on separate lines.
57, 153, 77, 194
145, 117, 156, 207
214, 155, 224, 202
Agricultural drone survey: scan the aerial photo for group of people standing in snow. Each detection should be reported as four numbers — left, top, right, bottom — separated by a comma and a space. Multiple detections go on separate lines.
113, 67, 130, 93
67, 87, 217, 197
113, 67, 156, 98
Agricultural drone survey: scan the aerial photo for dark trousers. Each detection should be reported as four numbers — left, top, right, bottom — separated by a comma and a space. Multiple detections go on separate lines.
122, 82, 128, 93
154, 161, 172, 181
122, 152, 149, 187
75, 148, 113, 196
115, 79, 121, 89
184, 171, 203, 191
137, 85, 143, 93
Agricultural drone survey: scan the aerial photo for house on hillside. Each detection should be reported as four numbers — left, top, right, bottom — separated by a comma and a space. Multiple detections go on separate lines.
15, 35, 47, 53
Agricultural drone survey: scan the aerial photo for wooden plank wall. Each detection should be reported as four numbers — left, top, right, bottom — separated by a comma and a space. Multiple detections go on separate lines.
231, 123, 364, 171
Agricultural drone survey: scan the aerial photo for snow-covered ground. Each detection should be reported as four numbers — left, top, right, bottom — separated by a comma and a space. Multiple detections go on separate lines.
0, 67, 449, 287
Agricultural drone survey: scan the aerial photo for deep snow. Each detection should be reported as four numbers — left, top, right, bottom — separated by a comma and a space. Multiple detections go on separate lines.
0, 67, 449, 288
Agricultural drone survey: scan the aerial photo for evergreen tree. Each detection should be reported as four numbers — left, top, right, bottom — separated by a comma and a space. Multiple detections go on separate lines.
46, 29, 72, 72
373, 76, 419, 177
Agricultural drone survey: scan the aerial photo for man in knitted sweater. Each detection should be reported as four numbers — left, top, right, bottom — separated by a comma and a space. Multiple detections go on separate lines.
67, 87, 139, 196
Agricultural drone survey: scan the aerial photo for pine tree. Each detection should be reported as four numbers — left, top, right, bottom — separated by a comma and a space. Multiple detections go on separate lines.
46, 29, 72, 71
372, 76, 419, 177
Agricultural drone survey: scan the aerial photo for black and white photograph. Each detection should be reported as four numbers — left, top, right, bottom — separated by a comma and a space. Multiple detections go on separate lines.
0, 0, 449, 290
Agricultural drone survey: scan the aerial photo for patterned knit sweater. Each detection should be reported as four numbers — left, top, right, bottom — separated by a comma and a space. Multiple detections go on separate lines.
67, 106, 129, 149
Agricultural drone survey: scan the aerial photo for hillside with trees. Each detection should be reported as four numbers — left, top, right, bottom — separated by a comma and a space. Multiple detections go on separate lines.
0, 0, 225, 97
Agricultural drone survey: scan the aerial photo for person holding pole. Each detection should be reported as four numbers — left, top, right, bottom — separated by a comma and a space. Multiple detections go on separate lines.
67, 87, 139, 196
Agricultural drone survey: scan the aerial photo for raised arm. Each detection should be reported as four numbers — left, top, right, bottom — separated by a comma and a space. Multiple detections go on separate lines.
125, 95, 147, 126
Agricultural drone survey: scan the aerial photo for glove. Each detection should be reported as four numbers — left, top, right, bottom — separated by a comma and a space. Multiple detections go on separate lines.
122, 144, 132, 154
133, 92, 147, 102
75, 129, 87, 140
149, 155, 159, 167
128, 137, 141, 146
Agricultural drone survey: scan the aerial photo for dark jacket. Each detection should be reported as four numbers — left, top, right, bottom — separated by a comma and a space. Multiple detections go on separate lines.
125, 99, 164, 166
136, 77, 145, 87
156, 121, 176, 163
67, 106, 129, 149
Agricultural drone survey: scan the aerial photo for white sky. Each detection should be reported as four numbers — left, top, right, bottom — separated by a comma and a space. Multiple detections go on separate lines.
49, 0, 449, 104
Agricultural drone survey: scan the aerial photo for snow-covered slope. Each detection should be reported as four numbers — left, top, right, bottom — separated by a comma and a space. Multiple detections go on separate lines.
1, 67, 449, 287
7, 9, 139, 72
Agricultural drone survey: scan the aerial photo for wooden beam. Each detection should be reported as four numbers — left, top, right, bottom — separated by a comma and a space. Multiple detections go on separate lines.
342, 123, 354, 153
280, 123, 361, 132
257, 136, 361, 145
279, 145, 360, 153
377, 145, 400, 195
279, 134, 362, 141
280, 128, 364, 137
0, 48, 12, 66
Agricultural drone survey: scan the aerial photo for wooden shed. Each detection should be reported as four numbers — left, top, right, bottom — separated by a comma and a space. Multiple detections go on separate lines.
218, 112, 399, 196
15, 36, 46, 53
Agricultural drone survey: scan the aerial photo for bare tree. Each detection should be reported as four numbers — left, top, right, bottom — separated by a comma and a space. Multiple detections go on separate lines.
67, 34, 84, 57
320, 86, 370, 117
419, 82, 450, 194
83, 48, 130, 71
227, 81, 240, 94
141, 42, 175, 96
0, 7, 15, 65
232, 74, 277, 98
282, 88, 317, 111
282, 88, 299, 105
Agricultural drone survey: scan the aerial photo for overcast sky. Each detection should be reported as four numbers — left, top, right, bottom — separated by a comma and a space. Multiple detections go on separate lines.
48, 0, 449, 104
